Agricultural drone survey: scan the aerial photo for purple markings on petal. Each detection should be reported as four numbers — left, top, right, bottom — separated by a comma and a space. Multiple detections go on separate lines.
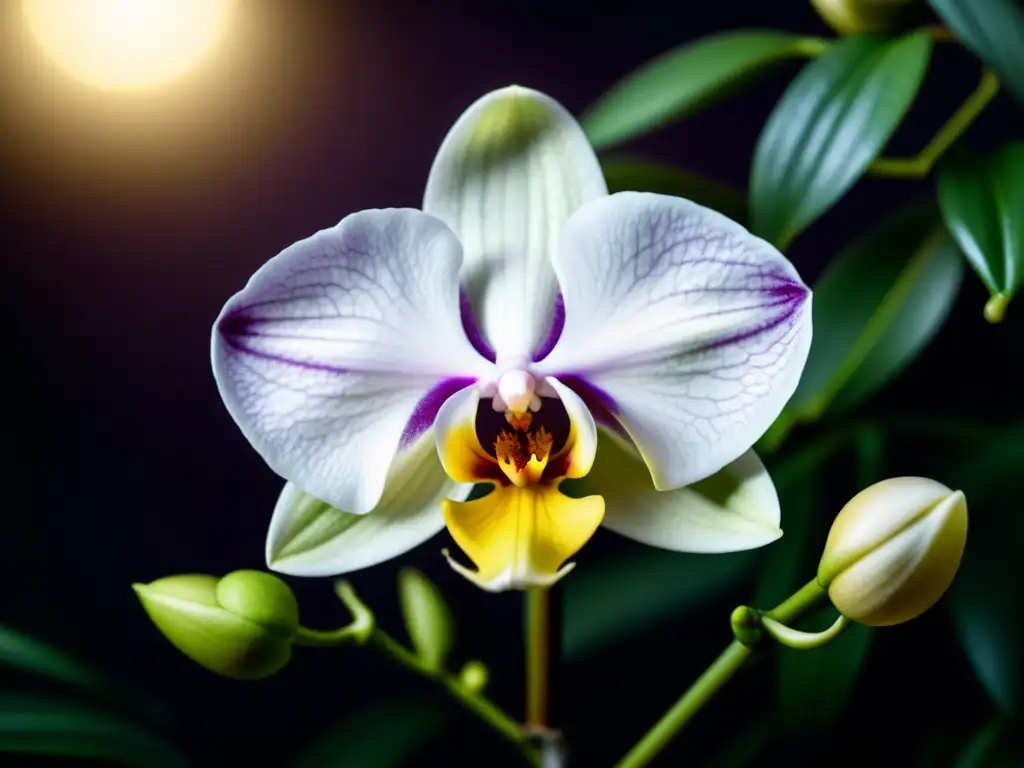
698, 274, 809, 353
459, 290, 496, 362
401, 377, 479, 448
767, 273, 811, 303
217, 308, 350, 374
532, 292, 565, 363
556, 374, 629, 440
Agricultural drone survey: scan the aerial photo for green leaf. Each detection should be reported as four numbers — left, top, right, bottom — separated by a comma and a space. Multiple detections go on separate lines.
949, 424, 1024, 718
953, 719, 1022, 768
581, 30, 828, 150
291, 699, 447, 768
0, 625, 166, 725
750, 32, 932, 247
854, 424, 886, 489
563, 547, 757, 660
0, 625, 115, 700
937, 143, 1024, 322
778, 610, 874, 732
928, 0, 1024, 105
0, 695, 188, 768
752, 471, 820, 610
397, 568, 454, 671
600, 156, 747, 223
782, 201, 963, 426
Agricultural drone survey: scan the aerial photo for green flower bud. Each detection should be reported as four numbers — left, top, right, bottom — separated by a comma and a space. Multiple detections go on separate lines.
809, 0, 924, 36
458, 659, 489, 694
133, 570, 300, 680
817, 477, 967, 626
398, 568, 454, 672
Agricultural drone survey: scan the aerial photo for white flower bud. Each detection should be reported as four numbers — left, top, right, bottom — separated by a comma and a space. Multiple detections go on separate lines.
817, 477, 967, 627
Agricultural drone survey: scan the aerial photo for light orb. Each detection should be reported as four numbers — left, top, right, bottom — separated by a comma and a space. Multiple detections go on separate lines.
23, 0, 233, 91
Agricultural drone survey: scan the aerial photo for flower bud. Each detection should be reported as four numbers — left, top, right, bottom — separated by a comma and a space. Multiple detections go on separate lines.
133, 570, 300, 680
809, 0, 924, 36
398, 568, 454, 671
817, 477, 967, 626
458, 659, 489, 694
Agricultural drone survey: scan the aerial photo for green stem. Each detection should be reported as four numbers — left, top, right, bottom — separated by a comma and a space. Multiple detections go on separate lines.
760, 614, 849, 650
367, 631, 533, 758
614, 580, 827, 768
525, 587, 559, 728
614, 641, 751, 768
293, 626, 360, 647
870, 69, 1000, 179
764, 579, 827, 624
296, 581, 539, 766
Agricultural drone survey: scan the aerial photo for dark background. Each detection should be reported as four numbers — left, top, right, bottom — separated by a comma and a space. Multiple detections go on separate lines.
1, 1, 1020, 766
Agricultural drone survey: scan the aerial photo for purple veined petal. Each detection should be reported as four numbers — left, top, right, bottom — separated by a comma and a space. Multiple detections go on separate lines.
532, 292, 565, 362
460, 289, 496, 362
401, 376, 480, 448
212, 208, 495, 515
424, 86, 608, 362
535, 191, 812, 492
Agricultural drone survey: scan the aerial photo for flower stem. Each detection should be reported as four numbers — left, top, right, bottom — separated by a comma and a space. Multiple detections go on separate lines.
614, 640, 751, 768
367, 630, 533, 758
296, 581, 539, 766
526, 587, 565, 767
614, 579, 827, 768
869, 68, 1000, 179
760, 614, 849, 650
525, 587, 560, 728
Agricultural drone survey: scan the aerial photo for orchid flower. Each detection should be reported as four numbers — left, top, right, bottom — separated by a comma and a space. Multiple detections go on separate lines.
211, 86, 812, 591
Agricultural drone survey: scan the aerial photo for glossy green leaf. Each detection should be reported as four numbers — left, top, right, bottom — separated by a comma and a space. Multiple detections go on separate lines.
0, 625, 165, 725
750, 32, 932, 247
782, 202, 963, 426
563, 547, 757, 660
0, 696, 188, 768
397, 568, 454, 671
600, 156, 747, 222
581, 30, 828, 150
778, 610, 874, 732
928, 0, 1024, 105
291, 699, 447, 768
937, 143, 1024, 322
949, 424, 1024, 718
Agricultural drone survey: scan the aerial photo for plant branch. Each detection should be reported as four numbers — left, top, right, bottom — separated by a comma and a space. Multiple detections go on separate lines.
870, 68, 1000, 179
614, 580, 827, 768
295, 581, 540, 766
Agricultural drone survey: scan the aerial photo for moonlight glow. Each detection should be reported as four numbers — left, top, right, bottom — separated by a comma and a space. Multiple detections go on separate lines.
23, 0, 233, 90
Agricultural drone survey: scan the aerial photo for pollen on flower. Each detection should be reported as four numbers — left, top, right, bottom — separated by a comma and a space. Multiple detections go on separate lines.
495, 431, 528, 471
527, 427, 553, 462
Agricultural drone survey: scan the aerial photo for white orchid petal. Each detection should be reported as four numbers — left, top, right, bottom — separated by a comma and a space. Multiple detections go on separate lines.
544, 377, 598, 479
538, 192, 812, 490
577, 433, 781, 552
424, 86, 608, 361
266, 432, 472, 576
212, 208, 492, 514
